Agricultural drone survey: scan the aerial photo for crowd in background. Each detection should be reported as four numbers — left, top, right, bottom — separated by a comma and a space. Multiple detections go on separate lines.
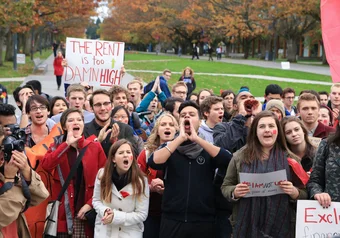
0, 63, 340, 238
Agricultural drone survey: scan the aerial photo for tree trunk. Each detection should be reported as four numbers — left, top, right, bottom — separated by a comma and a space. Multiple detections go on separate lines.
286, 38, 298, 63
5, 32, 13, 62
0, 27, 7, 66
243, 38, 251, 59
320, 41, 328, 65
23, 31, 31, 56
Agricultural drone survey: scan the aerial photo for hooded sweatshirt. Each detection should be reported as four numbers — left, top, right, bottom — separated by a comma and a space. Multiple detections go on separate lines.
198, 121, 214, 144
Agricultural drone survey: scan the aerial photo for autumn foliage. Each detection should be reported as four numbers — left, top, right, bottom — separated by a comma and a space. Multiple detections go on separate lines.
101, 0, 321, 61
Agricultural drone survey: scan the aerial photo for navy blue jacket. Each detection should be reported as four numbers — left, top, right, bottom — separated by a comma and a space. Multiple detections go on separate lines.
148, 142, 232, 222
144, 76, 171, 98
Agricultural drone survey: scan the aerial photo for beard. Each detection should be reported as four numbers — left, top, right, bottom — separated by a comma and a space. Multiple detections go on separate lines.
95, 113, 110, 124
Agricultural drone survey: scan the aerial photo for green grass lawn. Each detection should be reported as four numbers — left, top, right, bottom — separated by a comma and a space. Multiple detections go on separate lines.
0, 81, 23, 94
132, 72, 331, 97
124, 53, 332, 97
124, 53, 331, 82
0, 50, 52, 78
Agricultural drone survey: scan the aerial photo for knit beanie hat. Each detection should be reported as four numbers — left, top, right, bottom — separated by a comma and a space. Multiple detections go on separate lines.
265, 99, 286, 117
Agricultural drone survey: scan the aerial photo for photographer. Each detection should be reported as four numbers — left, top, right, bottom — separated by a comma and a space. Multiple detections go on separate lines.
0, 126, 49, 237
0, 104, 17, 136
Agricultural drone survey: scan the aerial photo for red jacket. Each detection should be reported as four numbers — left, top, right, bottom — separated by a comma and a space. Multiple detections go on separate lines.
53, 56, 64, 76
313, 121, 335, 138
137, 149, 163, 217
41, 136, 106, 236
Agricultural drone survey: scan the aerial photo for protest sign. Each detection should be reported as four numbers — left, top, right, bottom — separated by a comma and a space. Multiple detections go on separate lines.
296, 200, 340, 237
64, 37, 125, 87
309, 136, 322, 148
239, 169, 287, 198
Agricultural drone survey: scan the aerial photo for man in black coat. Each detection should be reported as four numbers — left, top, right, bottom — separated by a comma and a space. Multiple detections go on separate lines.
83, 89, 137, 156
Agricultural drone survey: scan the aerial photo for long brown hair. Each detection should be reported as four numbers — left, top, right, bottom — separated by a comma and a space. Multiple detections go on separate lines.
243, 111, 297, 164
100, 139, 146, 203
281, 116, 316, 159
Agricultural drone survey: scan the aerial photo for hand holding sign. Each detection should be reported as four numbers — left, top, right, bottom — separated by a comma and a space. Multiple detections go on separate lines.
314, 193, 332, 208
234, 183, 250, 199
278, 181, 299, 199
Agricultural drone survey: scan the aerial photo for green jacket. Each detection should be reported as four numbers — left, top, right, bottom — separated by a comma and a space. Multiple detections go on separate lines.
221, 147, 308, 230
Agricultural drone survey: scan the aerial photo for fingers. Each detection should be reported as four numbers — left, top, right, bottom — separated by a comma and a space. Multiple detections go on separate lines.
315, 193, 332, 208
235, 183, 250, 198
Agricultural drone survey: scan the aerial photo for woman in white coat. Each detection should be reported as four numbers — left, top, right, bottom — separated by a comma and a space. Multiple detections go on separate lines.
93, 139, 149, 238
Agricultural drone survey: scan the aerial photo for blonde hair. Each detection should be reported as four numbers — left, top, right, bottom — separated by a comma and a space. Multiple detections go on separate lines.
127, 80, 143, 90
145, 113, 179, 152
331, 83, 340, 92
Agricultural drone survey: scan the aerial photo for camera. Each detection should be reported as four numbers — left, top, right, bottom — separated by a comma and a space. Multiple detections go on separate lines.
1, 124, 26, 162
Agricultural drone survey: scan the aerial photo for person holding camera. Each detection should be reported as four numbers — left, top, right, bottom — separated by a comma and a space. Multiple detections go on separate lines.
0, 126, 49, 238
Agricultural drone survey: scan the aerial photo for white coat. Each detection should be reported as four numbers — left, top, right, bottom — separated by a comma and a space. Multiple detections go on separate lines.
92, 168, 150, 238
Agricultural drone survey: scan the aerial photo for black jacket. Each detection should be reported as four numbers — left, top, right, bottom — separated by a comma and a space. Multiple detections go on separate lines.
213, 114, 249, 213
148, 142, 232, 223
84, 119, 136, 156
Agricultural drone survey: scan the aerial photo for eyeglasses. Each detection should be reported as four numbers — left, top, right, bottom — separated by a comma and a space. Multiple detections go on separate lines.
113, 115, 128, 120
30, 105, 48, 112
174, 91, 187, 95
93, 102, 111, 108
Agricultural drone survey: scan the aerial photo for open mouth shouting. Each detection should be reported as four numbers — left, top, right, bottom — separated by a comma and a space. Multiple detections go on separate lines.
218, 115, 223, 121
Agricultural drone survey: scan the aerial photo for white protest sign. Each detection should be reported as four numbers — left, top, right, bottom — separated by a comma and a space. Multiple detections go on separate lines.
17, 54, 25, 64
296, 200, 340, 237
281, 61, 290, 69
239, 169, 287, 197
64, 37, 125, 87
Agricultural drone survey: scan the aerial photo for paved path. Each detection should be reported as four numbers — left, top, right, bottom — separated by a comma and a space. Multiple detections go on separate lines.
127, 69, 332, 86
140, 52, 331, 76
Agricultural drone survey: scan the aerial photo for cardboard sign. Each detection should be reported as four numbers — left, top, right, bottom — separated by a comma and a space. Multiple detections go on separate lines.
239, 169, 287, 197
64, 37, 125, 87
17, 53, 25, 64
296, 200, 340, 237
309, 136, 322, 148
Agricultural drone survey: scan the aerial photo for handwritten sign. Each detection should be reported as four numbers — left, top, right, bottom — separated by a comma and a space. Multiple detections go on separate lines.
64, 37, 125, 87
309, 136, 322, 148
239, 170, 287, 197
296, 200, 340, 237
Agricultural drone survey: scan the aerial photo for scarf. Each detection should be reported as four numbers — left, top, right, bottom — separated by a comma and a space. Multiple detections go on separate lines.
234, 147, 291, 238
176, 133, 205, 159
112, 168, 131, 191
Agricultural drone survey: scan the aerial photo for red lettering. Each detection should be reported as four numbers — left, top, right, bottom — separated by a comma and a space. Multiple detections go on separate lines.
95, 41, 103, 56
116, 42, 123, 56
304, 208, 317, 223
318, 214, 327, 223
69, 40, 92, 54
327, 214, 333, 223
102, 42, 114, 56
335, 208, 339, 224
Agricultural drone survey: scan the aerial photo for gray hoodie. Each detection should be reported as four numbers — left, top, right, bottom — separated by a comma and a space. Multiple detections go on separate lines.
198, 120, 214, 144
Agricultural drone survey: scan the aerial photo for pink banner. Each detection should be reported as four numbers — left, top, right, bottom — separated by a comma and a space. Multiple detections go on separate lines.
321, 0, 340, 82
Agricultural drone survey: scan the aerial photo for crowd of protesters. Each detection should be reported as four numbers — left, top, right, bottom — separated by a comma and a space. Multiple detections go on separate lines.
0, 63, 340, 238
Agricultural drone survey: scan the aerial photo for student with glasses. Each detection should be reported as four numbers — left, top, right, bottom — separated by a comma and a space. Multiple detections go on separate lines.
84, 89, 138, 157
23, 95, 51, 147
